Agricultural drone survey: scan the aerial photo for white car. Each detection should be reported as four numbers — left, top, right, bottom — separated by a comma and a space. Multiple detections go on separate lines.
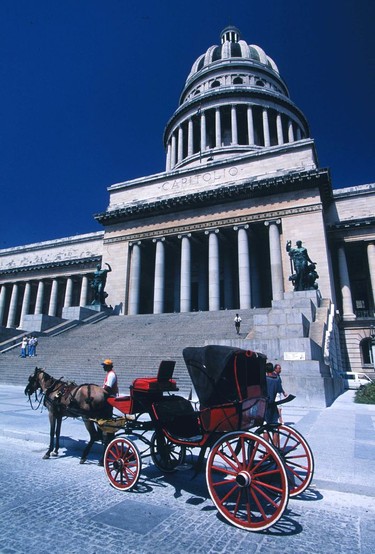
340, 372, 373, 390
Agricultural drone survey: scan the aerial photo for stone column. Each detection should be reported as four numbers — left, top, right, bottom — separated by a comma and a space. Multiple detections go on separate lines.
128, 241, 142, 315
265, 220, 283, 301
276, 113, 284, 145
153, 238, 165, 314
338, 244, 356, 320
296, 127, 302, 140
49, 279, 59, 316
288, 120, 295, 142
215, 107, 222, 147
6, 283, 19, 328
234, 225, 251, 309
179, 234, 191, 312
205, 229, 220, 311
166, 142, 171, 171
200, 111, 206, 152
177, 126, 183, 164
0, 285, 7, 326
79, 275, 89, 307
367, 243, 375, 307
64, 277, 73, 308
188, 118, 194, 156
231, 105, 238, 145
170, 133, 176, 169
262, 108, 270, 147
20, 282, 31, 328
34, 281, 45, 315
198, 252, 207, 311
247, 106, 255, 145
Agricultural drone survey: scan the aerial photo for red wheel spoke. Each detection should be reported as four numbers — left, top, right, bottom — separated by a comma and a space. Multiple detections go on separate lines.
250, 487, 268, 520
216, 448, 241, 473
251, 482, 281, 508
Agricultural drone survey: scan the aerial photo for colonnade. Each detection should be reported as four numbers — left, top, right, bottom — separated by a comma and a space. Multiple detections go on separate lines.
127, 221, 284, 315
0, 273, 92, 329
166, 104, 304, 170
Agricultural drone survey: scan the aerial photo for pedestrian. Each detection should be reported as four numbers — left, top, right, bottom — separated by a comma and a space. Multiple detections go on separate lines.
264, 362, 283, 424
101, 359, 119, 397
20, 337, 28, 358
273, 363, 287, 423
28, 336, 37, 357
33, 336, 38, 356
234, 313, 242, 335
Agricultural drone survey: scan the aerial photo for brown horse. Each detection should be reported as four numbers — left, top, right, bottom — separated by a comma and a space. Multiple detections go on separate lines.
24, 367, 113, 463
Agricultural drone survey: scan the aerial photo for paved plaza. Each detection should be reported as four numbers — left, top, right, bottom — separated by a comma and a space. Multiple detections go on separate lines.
0, 385, 374, 553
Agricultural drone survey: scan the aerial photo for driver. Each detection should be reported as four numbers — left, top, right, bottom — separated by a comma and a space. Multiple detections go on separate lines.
102, 359, 119, 397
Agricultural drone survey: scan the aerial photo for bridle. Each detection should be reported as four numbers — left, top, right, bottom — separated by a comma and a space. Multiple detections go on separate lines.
25, 376, 45, 411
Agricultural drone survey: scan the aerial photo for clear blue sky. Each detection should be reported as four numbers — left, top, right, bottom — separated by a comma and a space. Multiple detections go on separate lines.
1, 0, 374, 249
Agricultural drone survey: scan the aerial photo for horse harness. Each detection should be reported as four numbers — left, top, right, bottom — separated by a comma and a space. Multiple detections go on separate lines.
44, 379, 96, 417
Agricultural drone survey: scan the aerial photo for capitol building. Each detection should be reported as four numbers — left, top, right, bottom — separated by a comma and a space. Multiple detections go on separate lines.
1, 27, 374, 398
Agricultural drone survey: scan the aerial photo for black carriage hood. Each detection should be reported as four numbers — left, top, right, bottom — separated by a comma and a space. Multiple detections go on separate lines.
183, 345, 267, 407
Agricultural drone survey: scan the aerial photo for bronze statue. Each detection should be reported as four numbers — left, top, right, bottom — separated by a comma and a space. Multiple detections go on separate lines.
91, 263, 112, 305
286, 240, 318, 291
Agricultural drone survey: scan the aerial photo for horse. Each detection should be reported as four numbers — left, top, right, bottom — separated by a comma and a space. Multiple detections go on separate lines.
24, 367, 113, 464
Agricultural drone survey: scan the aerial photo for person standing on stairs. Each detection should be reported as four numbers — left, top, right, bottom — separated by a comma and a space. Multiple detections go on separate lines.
234, 313, 242, 335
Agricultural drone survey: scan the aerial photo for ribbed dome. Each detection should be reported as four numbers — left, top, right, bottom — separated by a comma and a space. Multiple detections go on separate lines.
164, 26, 309, 172
187, 26, 279, 81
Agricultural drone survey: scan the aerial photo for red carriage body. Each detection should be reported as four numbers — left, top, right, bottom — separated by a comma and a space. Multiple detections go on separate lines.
102, 345, 314, 532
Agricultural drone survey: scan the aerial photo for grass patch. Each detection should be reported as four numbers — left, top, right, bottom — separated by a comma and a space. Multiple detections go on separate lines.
354, 382, 375, 404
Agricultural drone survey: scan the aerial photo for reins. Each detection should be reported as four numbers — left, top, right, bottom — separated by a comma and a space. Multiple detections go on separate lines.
27, 389, 45, 411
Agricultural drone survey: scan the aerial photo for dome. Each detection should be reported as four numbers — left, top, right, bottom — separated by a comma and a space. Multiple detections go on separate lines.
187, 26, 279, 82
164, 27, 310, 172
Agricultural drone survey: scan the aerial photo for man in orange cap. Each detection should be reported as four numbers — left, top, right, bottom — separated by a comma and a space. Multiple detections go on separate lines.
102, 359, 119, 397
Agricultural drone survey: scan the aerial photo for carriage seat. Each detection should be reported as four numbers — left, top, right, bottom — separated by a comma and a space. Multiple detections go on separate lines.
200, 397, 267, 432
152, 396, 201, 439
132, 378, 178, 392
132, 359, 178, 392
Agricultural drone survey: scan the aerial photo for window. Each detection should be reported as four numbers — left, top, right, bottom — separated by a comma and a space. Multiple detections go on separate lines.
361, 337, 374, 366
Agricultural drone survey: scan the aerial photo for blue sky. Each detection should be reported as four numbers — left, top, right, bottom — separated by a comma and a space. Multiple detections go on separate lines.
1, 0, 374, 249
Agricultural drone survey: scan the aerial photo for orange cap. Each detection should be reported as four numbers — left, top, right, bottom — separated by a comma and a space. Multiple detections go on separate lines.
102, 359, 113, 366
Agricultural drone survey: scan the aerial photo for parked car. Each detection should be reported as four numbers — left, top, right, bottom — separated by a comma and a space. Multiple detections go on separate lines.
340, 372, 374, 390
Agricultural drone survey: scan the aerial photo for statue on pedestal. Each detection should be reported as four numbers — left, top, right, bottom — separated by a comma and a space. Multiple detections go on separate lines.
286, 240, 318, 291
91, 263, 112, 305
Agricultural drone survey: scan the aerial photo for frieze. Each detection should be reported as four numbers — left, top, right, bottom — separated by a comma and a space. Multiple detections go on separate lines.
0, 256, 101, 277
103, 204, 322, 245
96, 168, 330, 225
159, 166, 239, 193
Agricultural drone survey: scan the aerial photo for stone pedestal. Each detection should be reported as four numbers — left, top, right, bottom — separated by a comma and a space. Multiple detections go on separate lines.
215, 290, 343, 407
21, 314, 63, 333
83, 304, 113, 314
62, 306, 103, 320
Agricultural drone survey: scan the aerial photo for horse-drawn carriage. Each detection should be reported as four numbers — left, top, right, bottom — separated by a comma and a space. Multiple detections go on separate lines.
96, 345, 314, 532
25, 345, 313, 531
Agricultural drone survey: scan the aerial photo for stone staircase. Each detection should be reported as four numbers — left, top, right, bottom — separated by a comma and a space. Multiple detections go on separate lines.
0, 309, 266, 397
0, 291, 342, 407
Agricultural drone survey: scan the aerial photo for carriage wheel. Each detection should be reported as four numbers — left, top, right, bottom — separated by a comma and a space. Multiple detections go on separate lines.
104, 437, 141, 491
263, 424, 314, 497
206, 431, 289, 531
150, 432, 186, 473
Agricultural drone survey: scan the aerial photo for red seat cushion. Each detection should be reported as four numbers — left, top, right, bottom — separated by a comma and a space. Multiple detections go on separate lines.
132, 377, 178, 392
